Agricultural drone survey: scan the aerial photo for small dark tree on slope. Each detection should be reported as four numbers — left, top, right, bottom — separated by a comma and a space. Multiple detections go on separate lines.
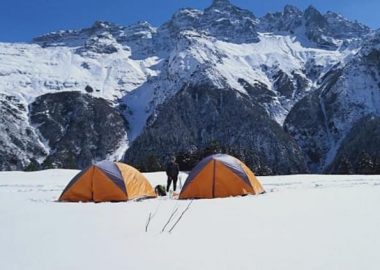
24, 159, 40, 171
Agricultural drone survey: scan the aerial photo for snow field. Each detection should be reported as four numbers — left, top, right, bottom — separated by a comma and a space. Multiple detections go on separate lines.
0, 170, 380, 270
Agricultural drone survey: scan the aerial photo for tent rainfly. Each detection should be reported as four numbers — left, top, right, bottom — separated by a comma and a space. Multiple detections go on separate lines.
59, 161, 156, 202
179, 154, 264, 199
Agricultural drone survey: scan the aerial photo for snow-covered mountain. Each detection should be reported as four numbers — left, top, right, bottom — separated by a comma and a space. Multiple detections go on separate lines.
0, 0, 378, 173
260, 5, 369, 50
285, 31, 380, 173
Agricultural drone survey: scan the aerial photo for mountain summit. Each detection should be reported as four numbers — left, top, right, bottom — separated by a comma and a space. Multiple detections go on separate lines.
212, 0, 231, 6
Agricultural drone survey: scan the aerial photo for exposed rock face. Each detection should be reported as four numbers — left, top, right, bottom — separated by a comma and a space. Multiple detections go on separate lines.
75, 32, 120, 55
159, 0, 259, 45
29, 92, 127, 169
260, 5, 370, 49
0, 94, 47, 170
33, 20, 157, 58
327, 116, 380, 174
201, 0, 259, 43
284, 31, 380, 172
284, 69, 343, 172
125, 84, 308, 175
0, 92, 128, 170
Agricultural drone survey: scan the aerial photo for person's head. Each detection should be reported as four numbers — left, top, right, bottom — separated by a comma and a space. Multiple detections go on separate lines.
171, 156, 176, 162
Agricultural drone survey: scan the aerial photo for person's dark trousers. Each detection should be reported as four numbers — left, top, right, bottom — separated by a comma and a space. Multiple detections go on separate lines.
167, 175, 178, 192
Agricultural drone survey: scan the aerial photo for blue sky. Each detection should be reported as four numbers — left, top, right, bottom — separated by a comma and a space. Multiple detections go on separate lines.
1, 0, 379, 42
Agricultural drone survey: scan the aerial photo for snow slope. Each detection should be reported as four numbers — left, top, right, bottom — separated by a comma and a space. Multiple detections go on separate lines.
0, 42, 160, 103
1, 170, 379, 270
0, 21, 349, 141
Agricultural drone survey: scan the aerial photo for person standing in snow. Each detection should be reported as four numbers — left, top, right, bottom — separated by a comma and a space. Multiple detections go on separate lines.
166, 156, 179, 192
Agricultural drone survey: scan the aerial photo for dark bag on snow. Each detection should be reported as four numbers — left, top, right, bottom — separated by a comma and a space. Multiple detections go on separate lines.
155, 185, 167, 196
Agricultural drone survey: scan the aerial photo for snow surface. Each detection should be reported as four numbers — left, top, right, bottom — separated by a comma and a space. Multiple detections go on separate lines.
0, 42, 160, 103
1, 170, 380, 270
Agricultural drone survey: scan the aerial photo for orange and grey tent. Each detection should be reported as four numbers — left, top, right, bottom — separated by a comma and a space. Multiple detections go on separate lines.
59, 161, 156, 202
179, 154, 264, 199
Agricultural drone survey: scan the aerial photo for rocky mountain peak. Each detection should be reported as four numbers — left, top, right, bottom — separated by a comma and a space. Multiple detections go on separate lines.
205, 0, 255, 19
283, 5, 302, 16
133, 20, 154, 28
32, 20, 124, 48
160, 0, 258, 44
359, 30, 380, 57
168, 7, 203, 27
211, 0, 231, 7
124, 21, 156, 36
90, 20, 116, 30
260, 4, 371, 50
304, 5, 320, 16
303, 5, 327, 28
325, 11, 371, 39
84, 20, 124, 40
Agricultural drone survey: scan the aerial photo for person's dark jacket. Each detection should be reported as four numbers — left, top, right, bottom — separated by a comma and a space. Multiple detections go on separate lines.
166, 161, 179, 177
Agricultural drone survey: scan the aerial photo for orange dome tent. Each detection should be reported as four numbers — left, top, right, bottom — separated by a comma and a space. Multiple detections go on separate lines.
179, 154, 264, 199
59, 161, 156, 202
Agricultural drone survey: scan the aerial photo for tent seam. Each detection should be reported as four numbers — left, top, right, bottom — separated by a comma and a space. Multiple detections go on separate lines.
115, 163, 129, 198
212, 160, 216, 198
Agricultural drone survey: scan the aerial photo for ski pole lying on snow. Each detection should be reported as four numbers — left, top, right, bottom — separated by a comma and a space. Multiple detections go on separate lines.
145, 200, 162, 232
168, 200, 193, 233
161, 207, 178, 233
145, 212, 153, 232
